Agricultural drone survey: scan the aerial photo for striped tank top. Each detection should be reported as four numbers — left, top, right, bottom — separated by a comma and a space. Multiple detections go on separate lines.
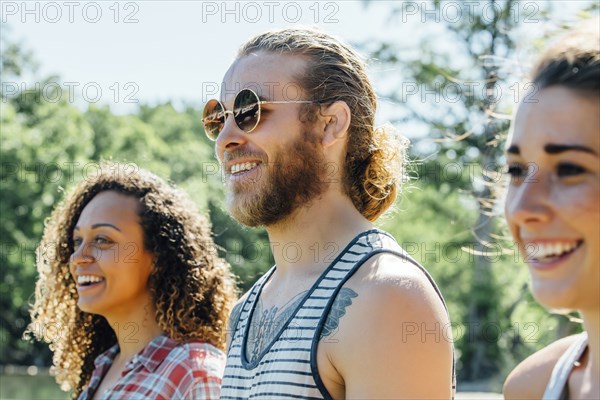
221, 229, 454, 399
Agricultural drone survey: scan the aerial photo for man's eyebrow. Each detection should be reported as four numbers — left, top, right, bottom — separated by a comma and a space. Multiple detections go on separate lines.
506, 145, 519, 155
545, 143, 598, 155
73, 223, 121, 232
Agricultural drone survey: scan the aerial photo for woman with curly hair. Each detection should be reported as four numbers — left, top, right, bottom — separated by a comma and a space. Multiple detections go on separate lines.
26, 162, 236, 399
503, 21, 599, 399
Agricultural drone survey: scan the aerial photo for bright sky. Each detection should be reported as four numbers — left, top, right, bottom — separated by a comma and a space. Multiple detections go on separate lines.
2, 0, 594, 123
4, 1, 398, 110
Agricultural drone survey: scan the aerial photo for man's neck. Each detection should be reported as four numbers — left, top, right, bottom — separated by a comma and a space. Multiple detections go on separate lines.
249, 192, 374, 356
266, 191, 374, 277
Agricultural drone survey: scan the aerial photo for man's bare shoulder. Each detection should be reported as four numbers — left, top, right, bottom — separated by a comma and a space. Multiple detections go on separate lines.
503, 334, 582, 399
351, 252, 446, 312
340, 252, 452, 349
325, 252, 453, 398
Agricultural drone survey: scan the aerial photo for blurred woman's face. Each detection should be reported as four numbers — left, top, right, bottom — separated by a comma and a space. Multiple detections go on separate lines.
69, 191, 155, 319
504, 86, 599, 311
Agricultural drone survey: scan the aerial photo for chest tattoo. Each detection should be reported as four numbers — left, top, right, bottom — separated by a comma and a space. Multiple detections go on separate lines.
246, 291, 306, 363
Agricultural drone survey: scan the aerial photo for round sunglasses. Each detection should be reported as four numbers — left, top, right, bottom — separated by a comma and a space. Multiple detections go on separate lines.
202, 88, 314, 141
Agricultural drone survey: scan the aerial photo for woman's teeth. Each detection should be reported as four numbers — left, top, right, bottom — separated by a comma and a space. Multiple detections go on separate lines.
527, 241, 582, 261
77, 275, 104, 285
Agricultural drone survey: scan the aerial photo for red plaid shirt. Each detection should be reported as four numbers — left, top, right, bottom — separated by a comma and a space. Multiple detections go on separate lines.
78, 334, 225, 399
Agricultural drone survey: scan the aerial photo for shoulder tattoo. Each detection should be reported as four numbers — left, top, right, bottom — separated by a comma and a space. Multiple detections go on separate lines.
321, 287, 358, 339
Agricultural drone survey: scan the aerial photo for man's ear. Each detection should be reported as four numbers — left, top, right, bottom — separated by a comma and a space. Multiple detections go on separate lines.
320, 101, 351, 148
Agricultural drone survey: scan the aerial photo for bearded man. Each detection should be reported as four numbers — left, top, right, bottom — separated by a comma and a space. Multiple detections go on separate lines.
202, 27, 455, 399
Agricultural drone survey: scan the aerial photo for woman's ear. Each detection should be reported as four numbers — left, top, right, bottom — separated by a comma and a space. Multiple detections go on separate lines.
320, 101, 351, 148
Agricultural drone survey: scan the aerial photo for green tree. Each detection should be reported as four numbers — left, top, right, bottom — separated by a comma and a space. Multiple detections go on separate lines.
0, 32, 272, 365
363, 0, 589, 382
1, 43, 95, 364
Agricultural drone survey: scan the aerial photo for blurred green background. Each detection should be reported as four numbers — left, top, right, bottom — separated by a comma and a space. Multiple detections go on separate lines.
1, 1, 598, 398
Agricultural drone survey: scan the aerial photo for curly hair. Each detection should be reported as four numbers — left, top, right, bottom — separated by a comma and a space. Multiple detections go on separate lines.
237, 27, 409, 221
25, 162, 236, 398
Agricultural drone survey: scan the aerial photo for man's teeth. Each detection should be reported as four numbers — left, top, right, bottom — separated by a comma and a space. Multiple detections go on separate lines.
231, 162, 258, 174
527, 241, 581, 260
77, 275, 104, 285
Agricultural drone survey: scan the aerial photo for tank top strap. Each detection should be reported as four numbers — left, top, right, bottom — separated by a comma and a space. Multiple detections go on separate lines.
228, 266, 276, 354
542, 332, 588, 400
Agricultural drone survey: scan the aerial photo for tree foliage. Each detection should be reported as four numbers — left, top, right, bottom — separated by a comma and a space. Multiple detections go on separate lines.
363, 0, 589, 382
1, 6, 592, 387
0, 34, 270, 365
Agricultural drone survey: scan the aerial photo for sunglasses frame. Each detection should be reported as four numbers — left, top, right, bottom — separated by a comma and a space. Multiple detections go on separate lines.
202, 88, 314, 141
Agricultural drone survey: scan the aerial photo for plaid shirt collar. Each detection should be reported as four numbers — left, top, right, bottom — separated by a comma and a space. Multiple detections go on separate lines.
94, 333, 177, 374
81, 333, 225, 400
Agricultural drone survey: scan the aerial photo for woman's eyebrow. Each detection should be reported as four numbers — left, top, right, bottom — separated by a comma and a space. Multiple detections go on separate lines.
505, 144, 598, 156
73, 223, 121, 232
544, 143, 598, 155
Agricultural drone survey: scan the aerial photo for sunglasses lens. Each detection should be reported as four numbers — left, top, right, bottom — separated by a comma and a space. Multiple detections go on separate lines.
203, 100, 225, 140
233, 89, 260, 133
